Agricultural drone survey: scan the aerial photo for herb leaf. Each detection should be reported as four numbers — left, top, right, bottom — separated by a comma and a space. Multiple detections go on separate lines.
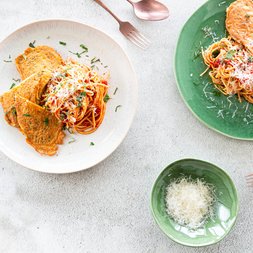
115, 105, 122, 112
11, 107, 17, 116
23, 113, 31, 117
69, 50, 87, 58
91, 57, 100, 64
113, 87, 118, 95
59, 41, 67, 46
4, 55, 12, 63
67, 128, 74, 134
12, 78, 21, 82
104, 94, 111, 103
10, 83, 16, 89
226, 50, 236, 59
80, 44, 88, 52
76, 92, 86, 107
212, 49, 220, 58
44, 117, 49, 126
90, 142, 95, 146
68, 138, 76, 144
29, 40, 36, 48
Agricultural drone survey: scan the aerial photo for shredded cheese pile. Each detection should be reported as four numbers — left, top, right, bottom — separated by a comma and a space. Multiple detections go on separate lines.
41, 59, 108, 129
229, 47, 253, 90
165, 178, 215, 229
213, 43, 253, 90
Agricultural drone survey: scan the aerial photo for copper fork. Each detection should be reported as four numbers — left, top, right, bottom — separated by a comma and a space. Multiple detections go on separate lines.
246, 174, 253, 187
94, 0, 150, 49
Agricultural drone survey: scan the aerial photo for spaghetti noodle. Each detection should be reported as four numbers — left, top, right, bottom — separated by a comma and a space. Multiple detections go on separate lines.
41, 59, 109, 134
202, 37, 253, 103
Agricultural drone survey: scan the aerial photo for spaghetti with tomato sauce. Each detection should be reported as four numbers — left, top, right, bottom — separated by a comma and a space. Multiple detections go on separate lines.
202, 37, 253, 103
41, 59, 109, 134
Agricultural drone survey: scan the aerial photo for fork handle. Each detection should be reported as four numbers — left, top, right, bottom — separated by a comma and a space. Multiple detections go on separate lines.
94, 0, 122, 24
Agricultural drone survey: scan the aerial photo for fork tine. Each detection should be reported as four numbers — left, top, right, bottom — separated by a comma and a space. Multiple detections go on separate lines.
128, 25, 151, 45
119, 21, 151, 49
246, 173, 253, 187
131, 31, 150, 47
247, 182, 253, 187
127, 33, 148, 50
134, 31, 151, 45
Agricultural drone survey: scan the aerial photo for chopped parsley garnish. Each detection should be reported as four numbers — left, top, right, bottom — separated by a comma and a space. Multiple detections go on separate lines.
115, 105, 122, 112
69, 50, 87, 58
11, 107, 17, 116
113, 87, 118, 95
23, 113, 31, 117
91, 57, 100, 64
29, 40, 36, 48
80, 44, 88, 51
4, 55, 12, 63
226, 50, 236, 59
76, 53, 81, 58
44, 117, 49, 126
212, 49, 220, 58
76, 96, 82, 101
55, 73, 66, 78
60, 113, 65, 120
68, 138, 76, 144
90, 142, 95, 146
67, 128, 74, 134
76, 92, 86, 107
104, 94, 111, 103
12, 78, 21, 82
249, 56, 253, 63
59, 41, 67, 46
10, 83, 16, 89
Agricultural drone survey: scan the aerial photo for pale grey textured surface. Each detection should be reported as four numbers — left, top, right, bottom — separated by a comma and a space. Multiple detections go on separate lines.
0, 0, 253, 252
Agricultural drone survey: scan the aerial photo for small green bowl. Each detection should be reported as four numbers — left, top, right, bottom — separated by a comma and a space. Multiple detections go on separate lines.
151, 159, 239, 247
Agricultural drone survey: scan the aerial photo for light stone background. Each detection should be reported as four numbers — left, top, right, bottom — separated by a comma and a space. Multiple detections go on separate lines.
0, 0, 252, 252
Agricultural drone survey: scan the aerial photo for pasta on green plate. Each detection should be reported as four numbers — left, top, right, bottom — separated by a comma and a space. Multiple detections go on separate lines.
175, 0, 253, 139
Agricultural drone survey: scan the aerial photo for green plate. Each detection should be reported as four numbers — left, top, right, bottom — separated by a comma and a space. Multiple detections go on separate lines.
151, 159, 238, 247
174, 0, 253, 140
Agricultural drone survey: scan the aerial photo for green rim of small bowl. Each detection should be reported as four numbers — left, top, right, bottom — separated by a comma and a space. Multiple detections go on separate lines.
173, 0, 253, 140
150, 158, 239, 247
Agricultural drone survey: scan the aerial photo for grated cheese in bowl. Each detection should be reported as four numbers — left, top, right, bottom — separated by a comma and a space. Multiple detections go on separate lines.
165, 177, 215, 229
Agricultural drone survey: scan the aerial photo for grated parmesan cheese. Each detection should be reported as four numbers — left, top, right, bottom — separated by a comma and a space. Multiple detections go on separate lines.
165, 177, 215, 229
218, 44, 253, 90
